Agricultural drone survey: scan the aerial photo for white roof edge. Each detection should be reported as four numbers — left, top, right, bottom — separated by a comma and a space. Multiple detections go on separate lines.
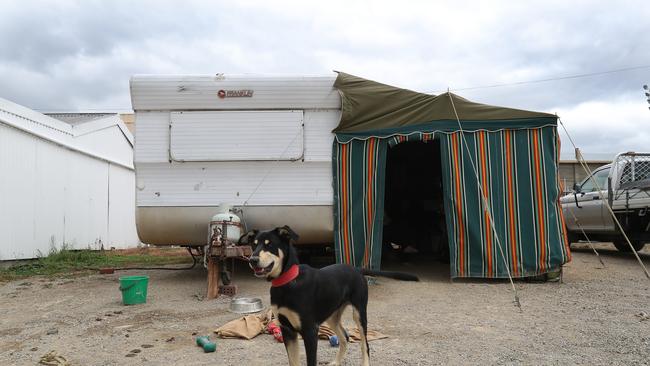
129, 73, 341, 111
71, 114, 134, 146
39, 109, 134, 114
130, 73, 338, 81
0, 97, 73, 134
0, 97, 133, 167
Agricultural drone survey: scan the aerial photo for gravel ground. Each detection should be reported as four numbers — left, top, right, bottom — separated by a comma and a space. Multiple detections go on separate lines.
1, 243, 649, 366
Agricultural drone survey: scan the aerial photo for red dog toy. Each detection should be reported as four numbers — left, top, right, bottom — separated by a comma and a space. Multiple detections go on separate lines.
267, 322, 283, 343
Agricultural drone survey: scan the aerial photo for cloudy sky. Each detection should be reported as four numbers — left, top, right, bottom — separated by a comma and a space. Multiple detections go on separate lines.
1, 0, 649, 158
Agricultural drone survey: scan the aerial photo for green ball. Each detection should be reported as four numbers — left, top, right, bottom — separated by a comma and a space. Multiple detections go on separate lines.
203, 342, 216, 353
196, 336, 216, 353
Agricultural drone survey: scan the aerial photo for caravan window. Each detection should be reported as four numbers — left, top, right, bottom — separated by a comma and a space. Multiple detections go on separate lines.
169, 111, 304, 161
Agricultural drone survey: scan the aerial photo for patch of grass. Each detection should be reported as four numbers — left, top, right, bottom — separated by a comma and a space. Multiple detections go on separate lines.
0, 246, 193, 282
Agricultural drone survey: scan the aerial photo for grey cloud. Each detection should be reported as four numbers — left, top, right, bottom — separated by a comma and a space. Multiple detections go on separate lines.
0, 0, 648, 155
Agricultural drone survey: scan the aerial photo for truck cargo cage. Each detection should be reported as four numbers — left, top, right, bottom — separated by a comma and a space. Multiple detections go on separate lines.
611, 153, 650, 203
607, 153, 650, 242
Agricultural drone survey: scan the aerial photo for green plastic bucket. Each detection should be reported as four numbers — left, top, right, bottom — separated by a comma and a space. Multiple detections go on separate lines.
119, 275, 149, 305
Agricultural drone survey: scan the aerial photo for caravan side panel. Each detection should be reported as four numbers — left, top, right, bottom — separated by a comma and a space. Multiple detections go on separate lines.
169, 110, 304, 161
131, 74, 342, 246
137, 205, 332, 245
136, 161, 332, 207
304, 110, 340, 162
135, 112, 169, 163
135, 109, 341, 164
130, 75, 340, 110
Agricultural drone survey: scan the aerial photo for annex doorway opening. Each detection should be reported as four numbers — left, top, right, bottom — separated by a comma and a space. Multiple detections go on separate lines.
382, 139, 449, 272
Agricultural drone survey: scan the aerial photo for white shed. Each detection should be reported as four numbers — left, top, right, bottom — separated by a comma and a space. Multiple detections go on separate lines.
0, 98, 140, 260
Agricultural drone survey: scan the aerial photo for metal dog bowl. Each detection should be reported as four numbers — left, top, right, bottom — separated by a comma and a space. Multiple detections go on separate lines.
229, 297, 264, 314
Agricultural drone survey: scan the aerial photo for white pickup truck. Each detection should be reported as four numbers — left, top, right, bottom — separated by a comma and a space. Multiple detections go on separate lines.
561, 152, 650, 252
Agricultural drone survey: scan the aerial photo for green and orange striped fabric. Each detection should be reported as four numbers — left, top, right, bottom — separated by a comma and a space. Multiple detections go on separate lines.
440, 126, 570, 277
333, 126, 571, 278
333, 137, 387, 269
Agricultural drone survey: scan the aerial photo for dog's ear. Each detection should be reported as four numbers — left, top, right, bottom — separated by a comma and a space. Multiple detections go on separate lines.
238, 229, 259, 245
275, 225, 299, 242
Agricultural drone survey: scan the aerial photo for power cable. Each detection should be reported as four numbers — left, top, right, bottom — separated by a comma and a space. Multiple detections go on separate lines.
429, 64, 650, 94
28, 63, 650, 111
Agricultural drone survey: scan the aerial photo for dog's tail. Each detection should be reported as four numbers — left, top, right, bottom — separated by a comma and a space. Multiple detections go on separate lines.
360, 269, 419, 282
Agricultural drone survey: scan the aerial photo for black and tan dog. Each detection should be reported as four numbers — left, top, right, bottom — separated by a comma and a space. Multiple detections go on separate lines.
242, 226, 418, 366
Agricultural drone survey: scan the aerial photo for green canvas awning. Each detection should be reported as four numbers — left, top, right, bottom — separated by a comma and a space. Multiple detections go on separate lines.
333, 72, 557, 142
331, 72, 571, 278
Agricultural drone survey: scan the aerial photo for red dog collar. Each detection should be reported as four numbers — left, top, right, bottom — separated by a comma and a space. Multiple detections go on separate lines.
272, 264, 299, 287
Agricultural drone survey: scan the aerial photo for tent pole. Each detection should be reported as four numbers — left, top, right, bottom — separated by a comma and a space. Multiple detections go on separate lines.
447, 90, 522, 312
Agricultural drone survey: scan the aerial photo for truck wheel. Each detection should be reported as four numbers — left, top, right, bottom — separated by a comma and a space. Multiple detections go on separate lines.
613, 240, 646, 252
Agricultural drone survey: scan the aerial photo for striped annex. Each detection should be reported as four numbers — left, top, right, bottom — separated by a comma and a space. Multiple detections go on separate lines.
442, 132, 468, 276
388, 132, 436, 147
440, 126, 570, 278
332, 137, 386, 269
333, 141, 353, 265
554, 130, 572, 261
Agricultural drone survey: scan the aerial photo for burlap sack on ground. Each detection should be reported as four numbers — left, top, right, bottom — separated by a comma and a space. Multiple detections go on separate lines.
214, 309, 273, 340
215, 309, 388, 342
318, 323, 388, 343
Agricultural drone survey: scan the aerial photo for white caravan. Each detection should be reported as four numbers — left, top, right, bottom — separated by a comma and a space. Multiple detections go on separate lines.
130, 74, 340, 246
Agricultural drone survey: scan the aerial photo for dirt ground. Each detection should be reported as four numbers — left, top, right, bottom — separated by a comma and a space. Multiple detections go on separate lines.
1, 243, 650, 366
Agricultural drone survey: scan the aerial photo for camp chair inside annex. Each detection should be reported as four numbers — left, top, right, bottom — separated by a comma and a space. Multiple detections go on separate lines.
331, 73, 571, 278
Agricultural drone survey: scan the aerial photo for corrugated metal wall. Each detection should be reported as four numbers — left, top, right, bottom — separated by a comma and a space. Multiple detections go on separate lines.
0, 123, 139, 260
